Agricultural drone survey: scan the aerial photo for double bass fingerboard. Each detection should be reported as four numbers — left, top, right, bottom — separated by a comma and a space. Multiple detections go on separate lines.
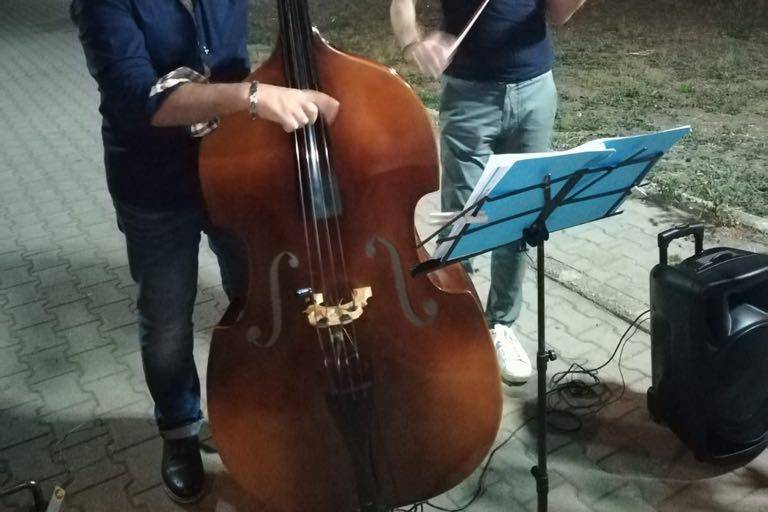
278, 0, 343, 221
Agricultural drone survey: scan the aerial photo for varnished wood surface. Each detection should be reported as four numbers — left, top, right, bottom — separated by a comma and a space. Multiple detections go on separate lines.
199, 35, 502, 512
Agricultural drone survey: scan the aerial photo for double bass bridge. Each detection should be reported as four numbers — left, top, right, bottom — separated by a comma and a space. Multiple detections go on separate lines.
304, 286, 373, 328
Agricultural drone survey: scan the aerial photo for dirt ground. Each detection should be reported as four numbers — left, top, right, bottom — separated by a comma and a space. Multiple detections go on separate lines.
248, 0, 768, 220
552, 0, 768, 221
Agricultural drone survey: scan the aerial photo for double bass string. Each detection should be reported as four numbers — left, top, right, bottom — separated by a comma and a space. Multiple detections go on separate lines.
286, 0, 361, 391
296, 0, 366, 389
284, 0, 328, 301
293, 0, 343, 311
286, 0, 343, 318
280, 0, 336, 383
295, 0, 366, 388
278, 0, 319, 301
288, 0, 348, 386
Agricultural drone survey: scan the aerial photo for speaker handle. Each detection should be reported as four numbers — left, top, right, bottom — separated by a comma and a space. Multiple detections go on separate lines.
658, 224, 705, 266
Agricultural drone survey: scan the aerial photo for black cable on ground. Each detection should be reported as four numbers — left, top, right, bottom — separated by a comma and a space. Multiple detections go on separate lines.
397, 309, 652, 510
546, 309, 651, 433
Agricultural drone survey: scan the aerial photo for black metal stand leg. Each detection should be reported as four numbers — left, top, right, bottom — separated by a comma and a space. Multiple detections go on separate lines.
531, 242, 556, 512
0, 481, 47, 512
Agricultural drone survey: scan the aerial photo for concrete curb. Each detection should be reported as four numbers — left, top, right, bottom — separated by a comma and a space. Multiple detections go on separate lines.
539, 190, 768, 331
644, 184, 768, 235
538, 191, 767, 331
536, 255, 651, 334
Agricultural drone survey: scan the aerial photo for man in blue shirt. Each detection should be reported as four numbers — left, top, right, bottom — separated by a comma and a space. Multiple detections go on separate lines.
71, 0, 338, 502
391, 0, 585, 386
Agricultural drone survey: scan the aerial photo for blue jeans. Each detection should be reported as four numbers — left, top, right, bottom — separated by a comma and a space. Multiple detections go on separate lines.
114, 200, 247, 439
440, 71, 557, 327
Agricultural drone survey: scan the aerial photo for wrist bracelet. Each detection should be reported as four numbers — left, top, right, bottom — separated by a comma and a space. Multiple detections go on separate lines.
248, 80, 259, 120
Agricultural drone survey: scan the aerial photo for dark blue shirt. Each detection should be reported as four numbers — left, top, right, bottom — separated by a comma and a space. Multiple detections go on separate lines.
71, 0, 250, 208
442, 0, 553, 82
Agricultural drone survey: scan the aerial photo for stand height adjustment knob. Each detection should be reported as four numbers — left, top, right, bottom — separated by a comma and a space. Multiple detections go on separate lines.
547, 350, 557, 361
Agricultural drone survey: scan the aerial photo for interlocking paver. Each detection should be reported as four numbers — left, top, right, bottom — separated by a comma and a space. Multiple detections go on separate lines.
72, 264, 116, 289
82, 279, 133, 309
0, 265, 36, 290
62, 248, 107, 272
113, 438, 164, 497
103, 400, 157, 453
0, 372, 41, 412
18, 234, 61, 256
0, 433, 66, 490
0, 400, 50, 452
0, 321, 17, 349
22, 343, 80, 385
1, 281, 44, 310
8, 300, 55, 333
108, 323, 143, 358
70, 345, 131, 385
48, 298, 98, 330
0, 250, 27, 273
523, 480, 594, 512
67, 473, 145, 512
57, 433, 129, 496
41, 281, 84, 309
14, 221, 51, 244
92, 299, 136, 332
0, 230, 19, 255
591, 485, 658, 512
81, 370, 149, 417
116, 351, 150, 398
44, 400, 109, 452
60, 320, 113, 356
0, 345, 28, 379
31, 372, 94, 416
112, 265, 137, 289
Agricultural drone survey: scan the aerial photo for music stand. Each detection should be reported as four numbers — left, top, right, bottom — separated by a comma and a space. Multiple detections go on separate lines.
412, 126, 691, 512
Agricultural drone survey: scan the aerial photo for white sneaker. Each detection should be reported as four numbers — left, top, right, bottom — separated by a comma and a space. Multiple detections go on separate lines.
491, 324, 532, 386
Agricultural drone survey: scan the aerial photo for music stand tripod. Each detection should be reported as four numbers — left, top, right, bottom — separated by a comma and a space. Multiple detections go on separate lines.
412, 126, 690, 511
0, 481, 46, 512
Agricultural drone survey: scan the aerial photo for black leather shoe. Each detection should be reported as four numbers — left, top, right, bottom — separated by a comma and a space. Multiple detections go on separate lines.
161, 436, 205, 503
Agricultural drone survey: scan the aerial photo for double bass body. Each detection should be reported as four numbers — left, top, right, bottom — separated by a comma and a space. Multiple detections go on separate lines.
199, 1, 502, 510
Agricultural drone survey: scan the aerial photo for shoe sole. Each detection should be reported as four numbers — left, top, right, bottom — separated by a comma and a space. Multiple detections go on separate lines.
162, 481, 206, 505
502, 376, 529, 387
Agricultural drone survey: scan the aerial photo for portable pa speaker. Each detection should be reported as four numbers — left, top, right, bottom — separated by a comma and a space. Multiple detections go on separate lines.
647, 224, 768, 461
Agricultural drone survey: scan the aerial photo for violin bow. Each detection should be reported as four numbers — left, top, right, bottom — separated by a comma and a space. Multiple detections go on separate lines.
446, 0, 493, 58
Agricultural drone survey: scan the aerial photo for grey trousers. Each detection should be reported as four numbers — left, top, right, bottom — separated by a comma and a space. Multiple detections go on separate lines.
439, 71, 557, 326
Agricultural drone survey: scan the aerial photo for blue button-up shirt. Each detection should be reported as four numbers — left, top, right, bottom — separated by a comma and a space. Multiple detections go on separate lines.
71, 0, 250, 208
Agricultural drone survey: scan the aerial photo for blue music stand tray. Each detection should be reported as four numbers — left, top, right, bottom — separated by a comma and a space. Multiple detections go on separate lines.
412, 126, 691, 512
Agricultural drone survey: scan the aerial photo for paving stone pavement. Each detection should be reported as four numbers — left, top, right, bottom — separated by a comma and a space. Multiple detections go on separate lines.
2, 1, 768, 511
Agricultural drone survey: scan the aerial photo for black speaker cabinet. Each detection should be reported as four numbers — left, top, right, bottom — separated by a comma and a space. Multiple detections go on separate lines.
648, 225, 768, 462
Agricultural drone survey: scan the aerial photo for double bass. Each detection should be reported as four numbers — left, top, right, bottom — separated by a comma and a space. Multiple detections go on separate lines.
199, 1, 502, 510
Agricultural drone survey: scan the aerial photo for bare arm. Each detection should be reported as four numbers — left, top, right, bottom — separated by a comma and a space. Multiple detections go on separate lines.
390, 0, 421, 49
152, 82, 340, 133
547, 0, 586, 26
390, 0, 455, 78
